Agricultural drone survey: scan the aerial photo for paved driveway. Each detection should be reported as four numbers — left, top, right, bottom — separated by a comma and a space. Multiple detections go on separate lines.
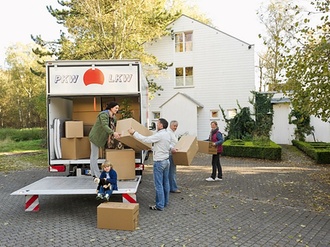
0, 147, 329, 247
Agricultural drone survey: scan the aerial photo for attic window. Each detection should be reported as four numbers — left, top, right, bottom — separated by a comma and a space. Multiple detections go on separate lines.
175, 31, 193, 52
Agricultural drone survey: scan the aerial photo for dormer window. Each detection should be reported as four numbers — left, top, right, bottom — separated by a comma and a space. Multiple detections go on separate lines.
175, 31, 193, 52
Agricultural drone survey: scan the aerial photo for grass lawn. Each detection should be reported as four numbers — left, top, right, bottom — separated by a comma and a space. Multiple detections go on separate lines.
0, 139, 48, 172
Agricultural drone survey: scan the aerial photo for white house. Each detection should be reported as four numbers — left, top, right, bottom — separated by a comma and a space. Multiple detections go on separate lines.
271, 93, 330, 144
145, 15, 255, 140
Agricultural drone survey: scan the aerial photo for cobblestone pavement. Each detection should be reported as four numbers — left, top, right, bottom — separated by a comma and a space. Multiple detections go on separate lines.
0, 146, 329, 247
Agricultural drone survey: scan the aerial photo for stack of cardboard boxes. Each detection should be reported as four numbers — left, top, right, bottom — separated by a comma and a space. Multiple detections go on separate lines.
61, 121, 90, 159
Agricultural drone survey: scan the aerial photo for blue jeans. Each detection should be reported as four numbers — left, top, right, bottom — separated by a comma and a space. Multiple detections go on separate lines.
169, 155, 178, 191
99, 186, 113, 197
153, 159, 170, 210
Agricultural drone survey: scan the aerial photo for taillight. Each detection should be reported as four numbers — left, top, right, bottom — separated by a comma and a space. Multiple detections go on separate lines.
135, 164, 144, 170
49, 165, 66, 172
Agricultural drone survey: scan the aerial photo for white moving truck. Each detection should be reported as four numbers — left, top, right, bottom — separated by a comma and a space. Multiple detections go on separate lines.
11, 59, 149, 211
46, 59, 149, 175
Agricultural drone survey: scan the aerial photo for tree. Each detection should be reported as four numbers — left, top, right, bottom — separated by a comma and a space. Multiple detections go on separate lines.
257, 0, 299, 91
32, 0, 210, 97
220, 102, 255, 141
33, 0, 180, 61
0, 43, 47, 128
281, 0, 330, 122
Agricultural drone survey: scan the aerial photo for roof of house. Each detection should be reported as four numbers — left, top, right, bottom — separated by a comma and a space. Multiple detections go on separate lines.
169, 14, 254, 46
159, 92, 204, 108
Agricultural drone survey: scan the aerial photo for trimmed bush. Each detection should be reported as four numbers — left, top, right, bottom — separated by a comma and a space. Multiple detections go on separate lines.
292, 140, 330, 164
222, 140, 281, 160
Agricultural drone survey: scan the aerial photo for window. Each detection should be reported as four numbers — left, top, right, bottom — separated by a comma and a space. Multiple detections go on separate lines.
175, 67, 193, 87
227, 109, 237, 119
152, 112, 160, 119
210, 110, 220, 119
175, 31, 193, 52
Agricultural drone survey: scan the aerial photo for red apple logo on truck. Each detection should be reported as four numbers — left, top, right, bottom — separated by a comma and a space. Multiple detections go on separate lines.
83, 68, 104, 85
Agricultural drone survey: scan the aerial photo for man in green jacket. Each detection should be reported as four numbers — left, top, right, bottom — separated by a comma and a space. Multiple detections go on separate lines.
89, 102, 120, 178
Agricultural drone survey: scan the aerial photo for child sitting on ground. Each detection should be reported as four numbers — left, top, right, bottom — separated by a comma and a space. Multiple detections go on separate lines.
94, 161, 118, 201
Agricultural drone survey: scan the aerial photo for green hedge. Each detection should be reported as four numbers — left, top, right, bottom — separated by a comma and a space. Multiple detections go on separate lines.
222, 140, 282, 160
0, 128, 45, 141
292, 140, 330, 164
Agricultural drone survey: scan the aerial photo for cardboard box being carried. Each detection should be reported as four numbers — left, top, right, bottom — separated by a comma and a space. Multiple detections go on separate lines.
97, 202, 139, 231
198, 141, 217, 154
116, 118, 153, 151
172, 135, 198, 166
65, 121, 83, 138
61, 137, 90, 159
105, 149, 135, 180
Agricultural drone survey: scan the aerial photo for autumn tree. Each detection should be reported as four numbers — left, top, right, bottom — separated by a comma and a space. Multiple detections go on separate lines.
0, 43, 47, 128
33, 0, 179, 61
32, 0, 210, 95
280, 0, 330, 122
257, 0, 299, 91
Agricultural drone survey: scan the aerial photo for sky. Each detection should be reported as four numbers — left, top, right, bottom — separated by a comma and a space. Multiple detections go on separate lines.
0, 0, 264, 67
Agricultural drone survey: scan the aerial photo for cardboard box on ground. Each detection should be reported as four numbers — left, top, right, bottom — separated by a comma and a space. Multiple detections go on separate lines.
116, 118, 153, 151
198, 140, 217, 154
172, 135, 199, 166
97, 202, 139, 231
105, 149, 136, 180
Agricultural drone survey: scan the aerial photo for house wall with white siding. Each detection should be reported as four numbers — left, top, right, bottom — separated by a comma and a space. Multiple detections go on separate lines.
145, 15, 255, 140
160, 93, 199, 137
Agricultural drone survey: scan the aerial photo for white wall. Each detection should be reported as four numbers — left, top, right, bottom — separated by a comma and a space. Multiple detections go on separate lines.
145, 15, 255, 140
160, 94, 198, 137
271, 102, 330, 144
306, 117, 330, 142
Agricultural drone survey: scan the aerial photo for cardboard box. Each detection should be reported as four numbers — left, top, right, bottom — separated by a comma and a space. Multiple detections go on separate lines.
99, 147, 105, 159
73, 97, 101, 112
65, 121, 83, 138
72, 111, 99, 125
198, 141, 217, 154
116, 118, 153, 151
97, 202, 139, 231
172, 135, 198, 166
105, 149, 136, 180
61, 137, 90, 159
83, 125, 93, 136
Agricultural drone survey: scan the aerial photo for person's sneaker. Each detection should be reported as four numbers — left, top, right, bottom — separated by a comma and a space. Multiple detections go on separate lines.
104, 194, 110, 201
205, 177, 215, 182
149, 205, 163, 211
215, 177, 223, 181
96, 194, 103, 200
170, 190, 181, 193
